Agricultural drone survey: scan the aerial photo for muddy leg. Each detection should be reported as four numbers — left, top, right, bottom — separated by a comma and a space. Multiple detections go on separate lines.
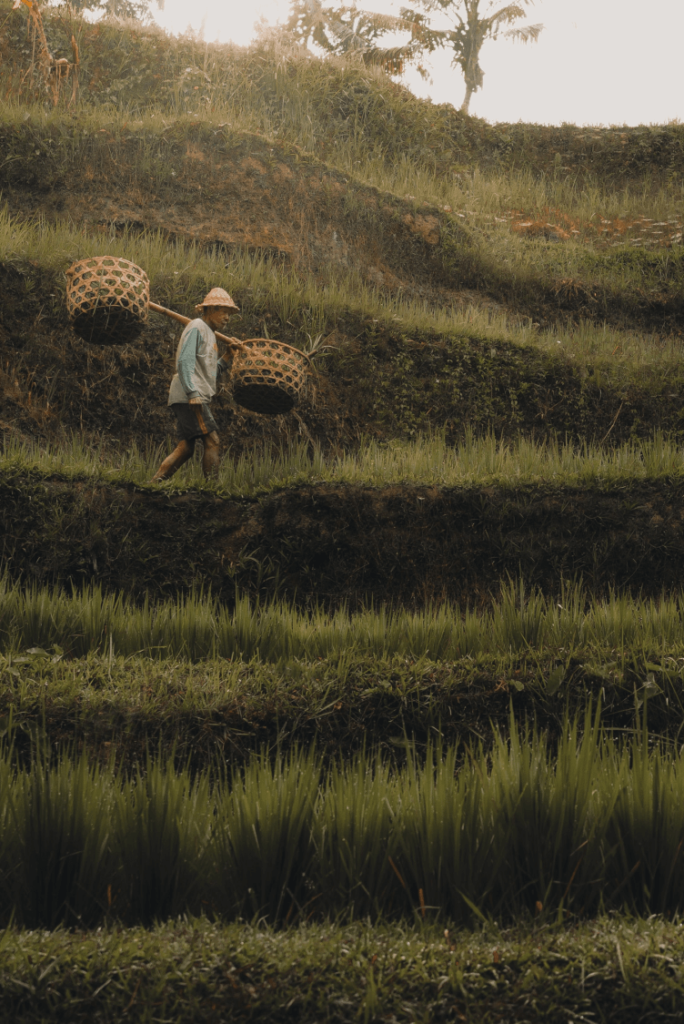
201, 431, 220, 479
152, 439, 195, 481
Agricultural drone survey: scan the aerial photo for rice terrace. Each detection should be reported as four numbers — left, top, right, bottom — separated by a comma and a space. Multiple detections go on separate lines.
1, 0, 684, 1020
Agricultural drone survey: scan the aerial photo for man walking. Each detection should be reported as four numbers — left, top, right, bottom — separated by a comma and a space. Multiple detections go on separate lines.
152, 287, 239, 482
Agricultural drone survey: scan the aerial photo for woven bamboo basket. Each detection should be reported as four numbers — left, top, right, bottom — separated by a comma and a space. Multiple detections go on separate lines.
66, 257, 150, 345
230, 338, 311, 415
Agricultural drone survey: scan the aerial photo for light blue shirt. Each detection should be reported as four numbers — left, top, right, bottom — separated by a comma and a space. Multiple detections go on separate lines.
167, 319, 229, 405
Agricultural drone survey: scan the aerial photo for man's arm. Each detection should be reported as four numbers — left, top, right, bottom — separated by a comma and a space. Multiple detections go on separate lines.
177, 328, 202, 400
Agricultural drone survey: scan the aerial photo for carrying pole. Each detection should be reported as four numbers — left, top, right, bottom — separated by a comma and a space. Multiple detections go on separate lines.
149, 301, 245, 350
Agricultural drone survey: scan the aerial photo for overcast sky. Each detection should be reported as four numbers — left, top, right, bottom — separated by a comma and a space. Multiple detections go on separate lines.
152, 0, 684, 126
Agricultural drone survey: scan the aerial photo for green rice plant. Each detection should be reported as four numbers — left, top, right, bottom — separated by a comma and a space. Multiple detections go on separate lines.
391, 717, 607, 923
1, 717, 684, 925
6, 575, 684, 665
313, 753, 399, 919
491, 579, 549, 652
486, 710, 610, 919
606, 729, 684, 914
379, 603, 465, 661
391, 712, 684, 924
537, 577, 589, 651
210, 749, 319, 921
113, 757, 213, 924
5, 430, 684, 502
0, 748, 19, 921
393, 743, 489, 922
0, 752, 114, 927
138, 591, 218, 661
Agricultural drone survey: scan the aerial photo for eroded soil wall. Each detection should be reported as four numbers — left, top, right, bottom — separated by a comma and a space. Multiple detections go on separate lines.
3, 472, 683, 606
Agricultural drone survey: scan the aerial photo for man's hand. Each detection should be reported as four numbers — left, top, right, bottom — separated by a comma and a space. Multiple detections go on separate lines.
188, 396, 202, 405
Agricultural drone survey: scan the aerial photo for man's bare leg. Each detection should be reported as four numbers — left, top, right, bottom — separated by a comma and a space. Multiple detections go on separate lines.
201, 431, 220, 479
152, 439, 195, 481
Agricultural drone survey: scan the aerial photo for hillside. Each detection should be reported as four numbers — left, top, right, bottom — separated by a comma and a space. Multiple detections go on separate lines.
4, 9, 684, 1012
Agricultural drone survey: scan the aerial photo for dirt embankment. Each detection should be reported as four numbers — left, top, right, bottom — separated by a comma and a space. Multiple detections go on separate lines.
3, 471, 684, 607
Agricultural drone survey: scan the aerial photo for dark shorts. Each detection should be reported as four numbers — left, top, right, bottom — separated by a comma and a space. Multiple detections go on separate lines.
172, 403, 219, 441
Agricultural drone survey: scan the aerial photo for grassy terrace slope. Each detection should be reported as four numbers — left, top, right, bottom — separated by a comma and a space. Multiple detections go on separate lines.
2, 108, 684, 336
4, 579, 684, 763
2, 0, 683, 190
1, 7, 684, 455
0, 117, 468, 299
2, 215, 684, 453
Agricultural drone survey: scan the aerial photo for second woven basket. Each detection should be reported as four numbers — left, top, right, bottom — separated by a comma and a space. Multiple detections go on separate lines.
230, 338, 310, 415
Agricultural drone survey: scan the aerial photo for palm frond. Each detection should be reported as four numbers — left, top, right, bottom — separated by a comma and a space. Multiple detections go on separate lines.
488, 3, 528, 26
353, 9, 419, 34
504, 21, 544, 43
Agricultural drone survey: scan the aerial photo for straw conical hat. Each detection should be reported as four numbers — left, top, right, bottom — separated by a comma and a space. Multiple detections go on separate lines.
196, 287, 239, 313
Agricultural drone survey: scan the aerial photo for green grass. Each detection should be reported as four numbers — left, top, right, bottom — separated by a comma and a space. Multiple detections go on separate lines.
7, 573, 684, 662
1, 716, 684, 927
345, 140, 684, 224
3, 428, 684, 499
2, 93, 682, 232
5, 575, 684, 759
1, 915, 682, 1023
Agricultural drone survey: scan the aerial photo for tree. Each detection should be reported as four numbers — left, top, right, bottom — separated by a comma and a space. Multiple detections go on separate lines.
286, 1, 542, 111
285, 1, 421, 75
399, 0, 543, 113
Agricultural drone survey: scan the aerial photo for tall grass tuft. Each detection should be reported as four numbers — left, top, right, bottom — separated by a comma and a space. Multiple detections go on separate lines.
314, 753, 398, 920
1, 718, 684, 926
0, 752, 113, 928
606, 729, 684, 914
113, 757, 213, 924
211, 750, 319, 921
